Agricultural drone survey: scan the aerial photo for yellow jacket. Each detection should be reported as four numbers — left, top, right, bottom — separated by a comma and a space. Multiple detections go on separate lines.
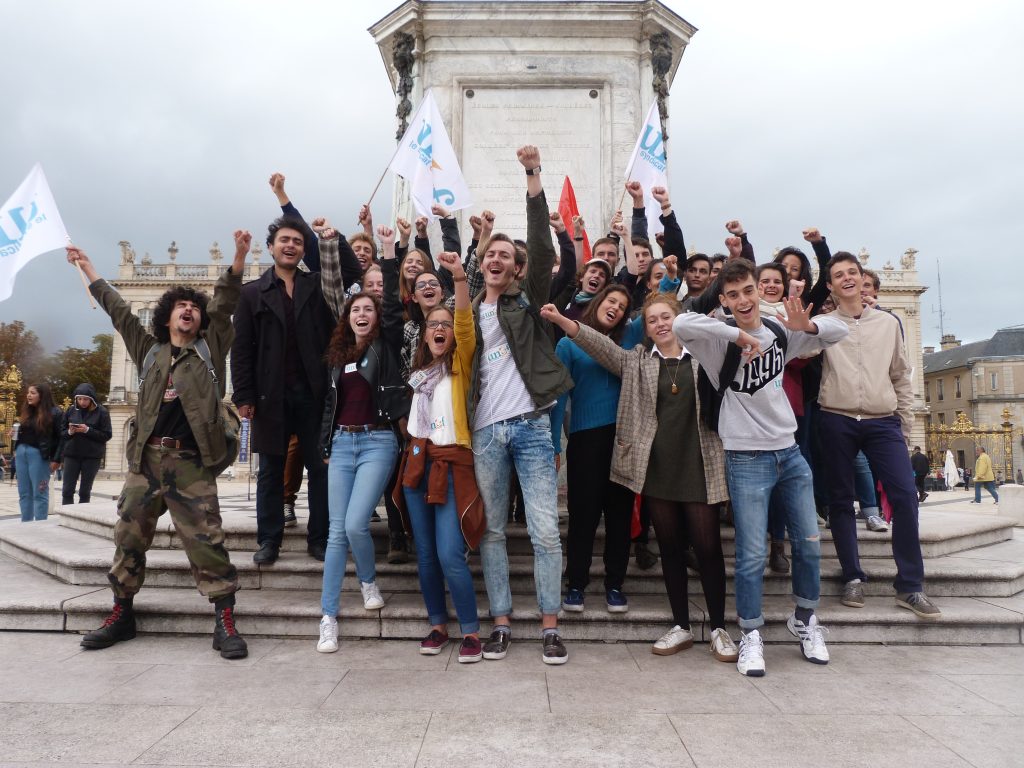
974, 451, 995, 483
451, 307, 477, 448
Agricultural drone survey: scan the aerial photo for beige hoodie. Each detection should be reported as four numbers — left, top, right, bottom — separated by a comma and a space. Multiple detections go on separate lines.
818, 305, 913, 439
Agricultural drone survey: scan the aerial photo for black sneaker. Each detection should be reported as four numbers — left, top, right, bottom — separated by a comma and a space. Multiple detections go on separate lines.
80, 600, 136, 649
387, 533, 411, 565
542, 632, 569, 665
283, 504, 297, 528
634, 542, 658, 570
213, 606, 248, 659
482, 628, 511, 660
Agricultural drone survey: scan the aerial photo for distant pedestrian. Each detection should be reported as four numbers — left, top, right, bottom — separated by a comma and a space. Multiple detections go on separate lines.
57, 383, 112, 504
971, 446, 999, 504
910, 446, 930, 502
12, 382, 62, 522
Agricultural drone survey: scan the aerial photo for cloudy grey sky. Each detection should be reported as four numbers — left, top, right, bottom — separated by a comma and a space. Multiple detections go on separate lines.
2, 0, 1021, 352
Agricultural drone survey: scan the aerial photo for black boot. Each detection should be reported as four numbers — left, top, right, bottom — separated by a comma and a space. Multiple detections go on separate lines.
634, 541, 658, 570
213, 596, 248, 659
768, 540, 790, 574
81, 596, 136, 649
387, 532, 411, 564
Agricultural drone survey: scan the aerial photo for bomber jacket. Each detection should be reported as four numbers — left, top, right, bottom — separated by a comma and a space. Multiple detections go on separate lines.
319, 252, 411, 458
818, 304, 914, 439
466, 191, 573, 428
90, 269, 241, 473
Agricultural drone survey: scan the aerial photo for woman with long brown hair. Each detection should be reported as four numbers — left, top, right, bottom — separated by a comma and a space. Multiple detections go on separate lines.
316, 225, 410, 653
13, 382, 62, 521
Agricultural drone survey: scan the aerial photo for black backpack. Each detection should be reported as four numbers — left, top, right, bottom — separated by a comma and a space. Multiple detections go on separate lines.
696, 317, 788, 433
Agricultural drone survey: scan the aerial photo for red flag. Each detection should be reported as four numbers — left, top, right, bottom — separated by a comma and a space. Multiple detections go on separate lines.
558, 176, 591, 262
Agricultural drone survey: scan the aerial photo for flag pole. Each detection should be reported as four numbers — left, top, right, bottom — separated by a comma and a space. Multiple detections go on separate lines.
67, 237, 97, 309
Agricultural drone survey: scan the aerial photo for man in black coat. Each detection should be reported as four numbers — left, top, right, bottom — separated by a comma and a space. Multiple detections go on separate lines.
910, 446, 931, 503
231, 214, 360, 563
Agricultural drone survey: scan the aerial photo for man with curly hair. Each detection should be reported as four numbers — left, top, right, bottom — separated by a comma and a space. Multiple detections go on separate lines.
66, 232, 252, 659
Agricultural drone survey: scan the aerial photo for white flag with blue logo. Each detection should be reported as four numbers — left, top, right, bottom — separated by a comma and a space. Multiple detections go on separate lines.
390, 90, 472, 218
624, 102, 669, 236
0, 164, 69, 302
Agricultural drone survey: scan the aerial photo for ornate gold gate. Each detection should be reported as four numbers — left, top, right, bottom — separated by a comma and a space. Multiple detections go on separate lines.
0, 365, 24, 455
926, 408, 1015, 482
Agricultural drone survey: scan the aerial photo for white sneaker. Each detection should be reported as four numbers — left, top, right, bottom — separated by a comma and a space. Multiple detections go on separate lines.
317, 615, 338, 653
865, 514, 889, 532
787, 613, 830, 665
709, 627, 739, 662
737, 629, 766, 677
652, 625, 694, 656
360, 581, 385, 610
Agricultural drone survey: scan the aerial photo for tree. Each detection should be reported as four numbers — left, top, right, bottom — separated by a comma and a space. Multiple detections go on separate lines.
0, 321, 45, 382
42, 334, 113, 405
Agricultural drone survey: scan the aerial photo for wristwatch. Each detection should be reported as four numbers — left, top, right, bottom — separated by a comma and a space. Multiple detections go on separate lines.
525, 166, 542, 176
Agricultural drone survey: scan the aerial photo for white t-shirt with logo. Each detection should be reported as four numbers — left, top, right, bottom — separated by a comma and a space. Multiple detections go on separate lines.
473, 301, 536, 430
408, 375, 458, 446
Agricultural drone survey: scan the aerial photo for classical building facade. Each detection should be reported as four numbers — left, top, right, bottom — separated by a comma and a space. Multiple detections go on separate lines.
923, 326, 1024, 480
102, 241, 265, 477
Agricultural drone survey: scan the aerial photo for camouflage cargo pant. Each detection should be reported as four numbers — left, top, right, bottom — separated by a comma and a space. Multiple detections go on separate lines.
109, 445, 238, 601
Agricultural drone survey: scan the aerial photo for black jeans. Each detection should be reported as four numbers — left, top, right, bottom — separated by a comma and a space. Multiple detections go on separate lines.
62, 456, 101, 504
564, 424, 633, 591
256, 384, 328, 548
819, 411, 925, 593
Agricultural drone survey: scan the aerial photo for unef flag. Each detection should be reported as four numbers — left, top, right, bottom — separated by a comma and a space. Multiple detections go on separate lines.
623, 102, 669, 236
0, 164, 69, 302
390, 90, 472, 218
558, 176, 590, 262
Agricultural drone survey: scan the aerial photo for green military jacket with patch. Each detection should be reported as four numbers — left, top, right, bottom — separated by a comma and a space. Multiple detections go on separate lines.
90, 268, 242, 474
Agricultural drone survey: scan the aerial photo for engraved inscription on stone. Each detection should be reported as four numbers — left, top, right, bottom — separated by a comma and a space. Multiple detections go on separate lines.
461, 87, 603, 236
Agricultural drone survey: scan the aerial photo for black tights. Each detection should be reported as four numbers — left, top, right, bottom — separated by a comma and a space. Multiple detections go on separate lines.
647, 498, 726, 631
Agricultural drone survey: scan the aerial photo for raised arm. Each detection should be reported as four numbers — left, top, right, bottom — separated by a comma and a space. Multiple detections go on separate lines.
612, 219, 638, 276
548, 211, 579, 304
378, 225, 405, 350
313, 218, 346, 322
539, 303, 630, 378
626, 182, 649, 241
519, 145, 556, 306
652, 187, 686, 259
725, 221, 755, 264
270, 173, 320, 272
803, 228, 832, 315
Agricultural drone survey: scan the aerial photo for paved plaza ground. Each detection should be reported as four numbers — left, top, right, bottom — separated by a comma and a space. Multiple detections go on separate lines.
2, 478, 1023, 767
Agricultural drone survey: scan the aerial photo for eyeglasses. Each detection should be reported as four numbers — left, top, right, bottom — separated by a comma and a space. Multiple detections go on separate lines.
425, 320, 454, 331
415, 279, 441, 291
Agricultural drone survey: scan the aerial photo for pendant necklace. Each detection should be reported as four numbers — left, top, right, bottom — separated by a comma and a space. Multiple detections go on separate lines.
666, 358, 680, 395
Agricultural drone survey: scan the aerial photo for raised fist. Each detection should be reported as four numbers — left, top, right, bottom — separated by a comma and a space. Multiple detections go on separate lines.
376, 225, 396, 246
469, 215, 483, 236
651, 186, 669, 205
725, 220, 745, 236
358, 205, 372, 227
396, 217, 412, 240
431, 204, 450, 218
538, 303, 561, 323
548, 211, 565, 233
415, 216, 428, 237
310, 217, 333, 235
802, 227, 822, 243
516, 145, 541, 169
725, 236, 743, 259
233, 230, 252, 258
625, 181, 644, 204
572, 215, 585, 236
611, 220, 628, 238
268, 173, 285, 195
663, 254, 678, 278
437, 250, 465, 279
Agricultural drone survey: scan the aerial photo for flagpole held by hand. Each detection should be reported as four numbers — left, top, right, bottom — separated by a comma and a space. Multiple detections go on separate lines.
67, 237, 96, 309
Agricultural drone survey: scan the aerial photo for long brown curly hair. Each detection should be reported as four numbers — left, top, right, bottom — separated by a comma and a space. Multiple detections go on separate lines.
411, 306, 456, 373
20, 382, 56, 434
325, 294, 381, 368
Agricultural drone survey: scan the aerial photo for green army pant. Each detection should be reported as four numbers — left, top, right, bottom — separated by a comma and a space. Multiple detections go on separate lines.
109, 444, 238, 602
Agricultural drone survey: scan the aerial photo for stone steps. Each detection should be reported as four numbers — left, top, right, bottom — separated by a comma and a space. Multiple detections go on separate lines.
53, 500, 1015, 560
3, 515, 1024, 599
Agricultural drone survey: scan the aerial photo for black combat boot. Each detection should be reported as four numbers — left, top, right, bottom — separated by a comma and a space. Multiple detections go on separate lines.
213, 596, 248, 660
81, 596, 136, 649
387, 532, 411, 564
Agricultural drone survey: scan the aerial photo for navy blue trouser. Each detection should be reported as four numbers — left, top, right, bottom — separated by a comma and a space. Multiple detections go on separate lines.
819, 412, 925, 594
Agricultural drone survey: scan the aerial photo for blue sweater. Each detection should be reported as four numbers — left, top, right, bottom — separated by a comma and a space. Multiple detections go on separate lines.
550, 318, 644, 452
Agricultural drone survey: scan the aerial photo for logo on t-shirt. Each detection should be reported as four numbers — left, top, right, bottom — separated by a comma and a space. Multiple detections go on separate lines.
163, 374, 178, 403
730, 341, 785, 397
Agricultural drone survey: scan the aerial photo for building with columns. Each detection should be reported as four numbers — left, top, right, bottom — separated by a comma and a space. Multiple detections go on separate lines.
102, 240, 264, 478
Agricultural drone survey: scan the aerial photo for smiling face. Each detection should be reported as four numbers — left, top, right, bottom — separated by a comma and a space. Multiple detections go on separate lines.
594, 290, 629, 332
424, 307, 455, 358
351, 240, 375, 271
413, 273, 443, 310
581, 263, 608, 295
780, 254, 803, 281
402, 251, 426, 282
481, 239, 517, 291
167, 298, 203, 340
348, 296, 378, 340
361, 268, 383, 298
646, 263, 667, 290
827, 259, 863, 303
720, 274, 760, 331
270, 227, 305, 271
757, 268, 785, 302
644, 300, 677, 349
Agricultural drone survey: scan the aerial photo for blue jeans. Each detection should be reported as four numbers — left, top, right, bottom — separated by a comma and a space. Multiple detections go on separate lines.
473, 415, 563, 617
16, 444, 51, 522
854, 451, 879, 518
320, 430, 399, 617
975, 481, 999, 503
726, 445, 821, 630
404, 462, 480, 635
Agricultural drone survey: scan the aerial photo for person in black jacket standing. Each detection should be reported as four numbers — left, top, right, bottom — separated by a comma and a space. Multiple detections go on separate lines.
57, 383, 112, 504
911, 446, 931, 503
232, 214, 361, 564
